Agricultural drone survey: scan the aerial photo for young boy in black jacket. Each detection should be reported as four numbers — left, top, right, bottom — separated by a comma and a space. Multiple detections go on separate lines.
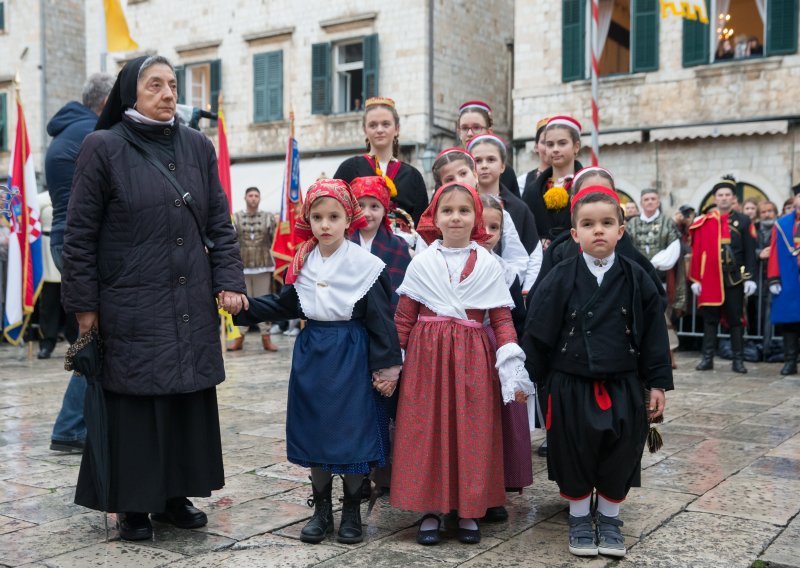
523, 184, 673, 558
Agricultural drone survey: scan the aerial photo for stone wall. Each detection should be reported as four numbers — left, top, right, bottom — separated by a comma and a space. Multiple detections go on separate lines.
513, 0, 800, 211
0, 0, 85, 180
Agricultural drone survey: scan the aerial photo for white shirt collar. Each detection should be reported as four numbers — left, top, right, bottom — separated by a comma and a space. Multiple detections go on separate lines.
640, 209, 661, 223
582, 251, 616, 285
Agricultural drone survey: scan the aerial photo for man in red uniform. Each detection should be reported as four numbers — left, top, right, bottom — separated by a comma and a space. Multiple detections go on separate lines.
766, 186, 800, 375
689, 177, 757, 373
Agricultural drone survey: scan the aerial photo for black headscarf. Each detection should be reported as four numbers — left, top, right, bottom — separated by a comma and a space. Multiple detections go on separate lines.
95, 56, 148, 131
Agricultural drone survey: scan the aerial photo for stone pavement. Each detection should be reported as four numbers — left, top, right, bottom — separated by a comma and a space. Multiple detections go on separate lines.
0, 336, 799, 568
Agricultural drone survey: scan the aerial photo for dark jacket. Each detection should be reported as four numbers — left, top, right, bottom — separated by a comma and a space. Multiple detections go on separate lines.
522, 161, 584, 241
334, 156, 429, 224
500, 184, 539, 253
61, 118, 245, 396
45, 102, 99, 248
524, 254, 673, 391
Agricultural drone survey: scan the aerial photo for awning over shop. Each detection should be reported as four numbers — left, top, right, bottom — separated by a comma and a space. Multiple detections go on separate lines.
650, 120, 789, 142
578, 130, 644, 148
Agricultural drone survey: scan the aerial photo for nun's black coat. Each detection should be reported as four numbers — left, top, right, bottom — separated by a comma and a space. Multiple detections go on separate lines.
62, 57, 244, 513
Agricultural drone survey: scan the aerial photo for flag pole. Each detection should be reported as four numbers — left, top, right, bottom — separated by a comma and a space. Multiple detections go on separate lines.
590, 0, 600, 166
100, 1, 107, 72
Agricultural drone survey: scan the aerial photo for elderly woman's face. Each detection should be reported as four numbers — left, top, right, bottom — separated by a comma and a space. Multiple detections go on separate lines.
136, 63, 177, 122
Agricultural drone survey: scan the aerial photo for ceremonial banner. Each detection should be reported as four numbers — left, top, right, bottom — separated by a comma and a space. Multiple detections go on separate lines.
271, 126, 302, 285
3, 99, 43, 344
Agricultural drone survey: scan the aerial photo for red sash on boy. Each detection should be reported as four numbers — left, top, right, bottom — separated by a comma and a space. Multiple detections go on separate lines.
689, 210, 725, 307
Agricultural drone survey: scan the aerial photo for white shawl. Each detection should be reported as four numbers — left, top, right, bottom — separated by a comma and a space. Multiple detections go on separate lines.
295, 240, 385, 321
396, 241, 514, 320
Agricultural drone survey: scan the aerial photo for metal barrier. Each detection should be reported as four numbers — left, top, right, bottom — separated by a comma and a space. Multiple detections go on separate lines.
676, 260, 778, 341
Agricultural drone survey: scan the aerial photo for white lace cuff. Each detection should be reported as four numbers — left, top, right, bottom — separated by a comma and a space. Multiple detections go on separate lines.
495, 343, 536, 404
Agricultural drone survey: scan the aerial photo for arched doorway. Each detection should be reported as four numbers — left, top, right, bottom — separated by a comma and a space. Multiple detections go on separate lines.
698, 181, 770, 214
691, 171, 784, 214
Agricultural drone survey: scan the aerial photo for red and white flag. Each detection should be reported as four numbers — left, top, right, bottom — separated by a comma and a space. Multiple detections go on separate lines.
3, 97, 43, 344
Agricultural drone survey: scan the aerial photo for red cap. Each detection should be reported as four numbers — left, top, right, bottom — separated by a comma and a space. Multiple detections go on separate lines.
547, 115, 582, 134
570, 185, 620, 213
459, 100, 492, 114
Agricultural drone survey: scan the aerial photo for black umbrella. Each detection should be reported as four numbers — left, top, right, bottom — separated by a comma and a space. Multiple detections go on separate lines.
64, 328, 110, 540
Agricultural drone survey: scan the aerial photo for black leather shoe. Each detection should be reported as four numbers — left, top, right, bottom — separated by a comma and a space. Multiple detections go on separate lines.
37, 345, 54, 359
300, 478, 334, 544
457, 520, 481, 544
118, 512, 153, 541
537, 441, 548, 457
416, 513, 441, 545
481, 506, 508, 523
49, 439, 84, 453
151, 497, 207, 529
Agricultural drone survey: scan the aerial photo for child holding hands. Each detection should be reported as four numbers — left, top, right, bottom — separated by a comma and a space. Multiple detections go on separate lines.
390, 182, 535, 546
234, 179, 402, 545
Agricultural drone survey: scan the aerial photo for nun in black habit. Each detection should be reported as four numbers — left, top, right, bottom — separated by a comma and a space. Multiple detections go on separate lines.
61, 55, 247, 541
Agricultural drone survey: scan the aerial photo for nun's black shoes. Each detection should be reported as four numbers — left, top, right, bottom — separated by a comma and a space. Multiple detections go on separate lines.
416, 514, 442, 545
117, 512, 153, 541
150, 497, 208, 529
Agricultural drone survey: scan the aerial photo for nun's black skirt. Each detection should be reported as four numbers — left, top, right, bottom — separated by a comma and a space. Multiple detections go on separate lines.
544, 371, 647, 502
74, 387, 224, 513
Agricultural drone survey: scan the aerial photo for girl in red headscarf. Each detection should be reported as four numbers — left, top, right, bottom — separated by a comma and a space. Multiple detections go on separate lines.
349, 176, 412, 311
234, 179, 402, 546
390, 182, 534, 546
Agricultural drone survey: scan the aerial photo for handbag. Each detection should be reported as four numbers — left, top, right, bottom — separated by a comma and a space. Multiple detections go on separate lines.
110, 126, 215, 250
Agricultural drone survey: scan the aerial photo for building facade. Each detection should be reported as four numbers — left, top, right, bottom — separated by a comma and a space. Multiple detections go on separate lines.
513, 0, 800, 211
0, 0, 87, 178
82, 0, 514, 210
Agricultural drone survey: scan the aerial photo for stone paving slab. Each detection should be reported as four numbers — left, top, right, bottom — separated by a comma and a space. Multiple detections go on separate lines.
203, 496, 313, 541
760, 512, 800, 568
687, 470, 800, 525
618, 511, 781, 568
39, 541, 186, 567
1, 345, 799, 566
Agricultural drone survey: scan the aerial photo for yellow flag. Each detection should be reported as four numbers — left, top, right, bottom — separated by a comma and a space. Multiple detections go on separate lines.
660, 1, 709, 24
104, 0, 139, 52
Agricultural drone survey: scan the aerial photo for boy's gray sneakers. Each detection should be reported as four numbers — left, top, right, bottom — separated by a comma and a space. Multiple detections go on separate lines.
568, 513, 598, 556
596, 513, 626, 557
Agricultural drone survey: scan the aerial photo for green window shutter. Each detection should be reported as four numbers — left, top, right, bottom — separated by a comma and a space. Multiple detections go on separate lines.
253, 53, 268, 123
632, 0, 659, 72
767, 0, 798, 55
175, 66, 186, 105
0, 2, 5, 32
562, 0, 585, 82
209, 59, 221, 127
683, 0, 710, 67
266, 51, 283, 121
362, 34, 379, 100
0, 93, 6, 151
311, 42, 331, 115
